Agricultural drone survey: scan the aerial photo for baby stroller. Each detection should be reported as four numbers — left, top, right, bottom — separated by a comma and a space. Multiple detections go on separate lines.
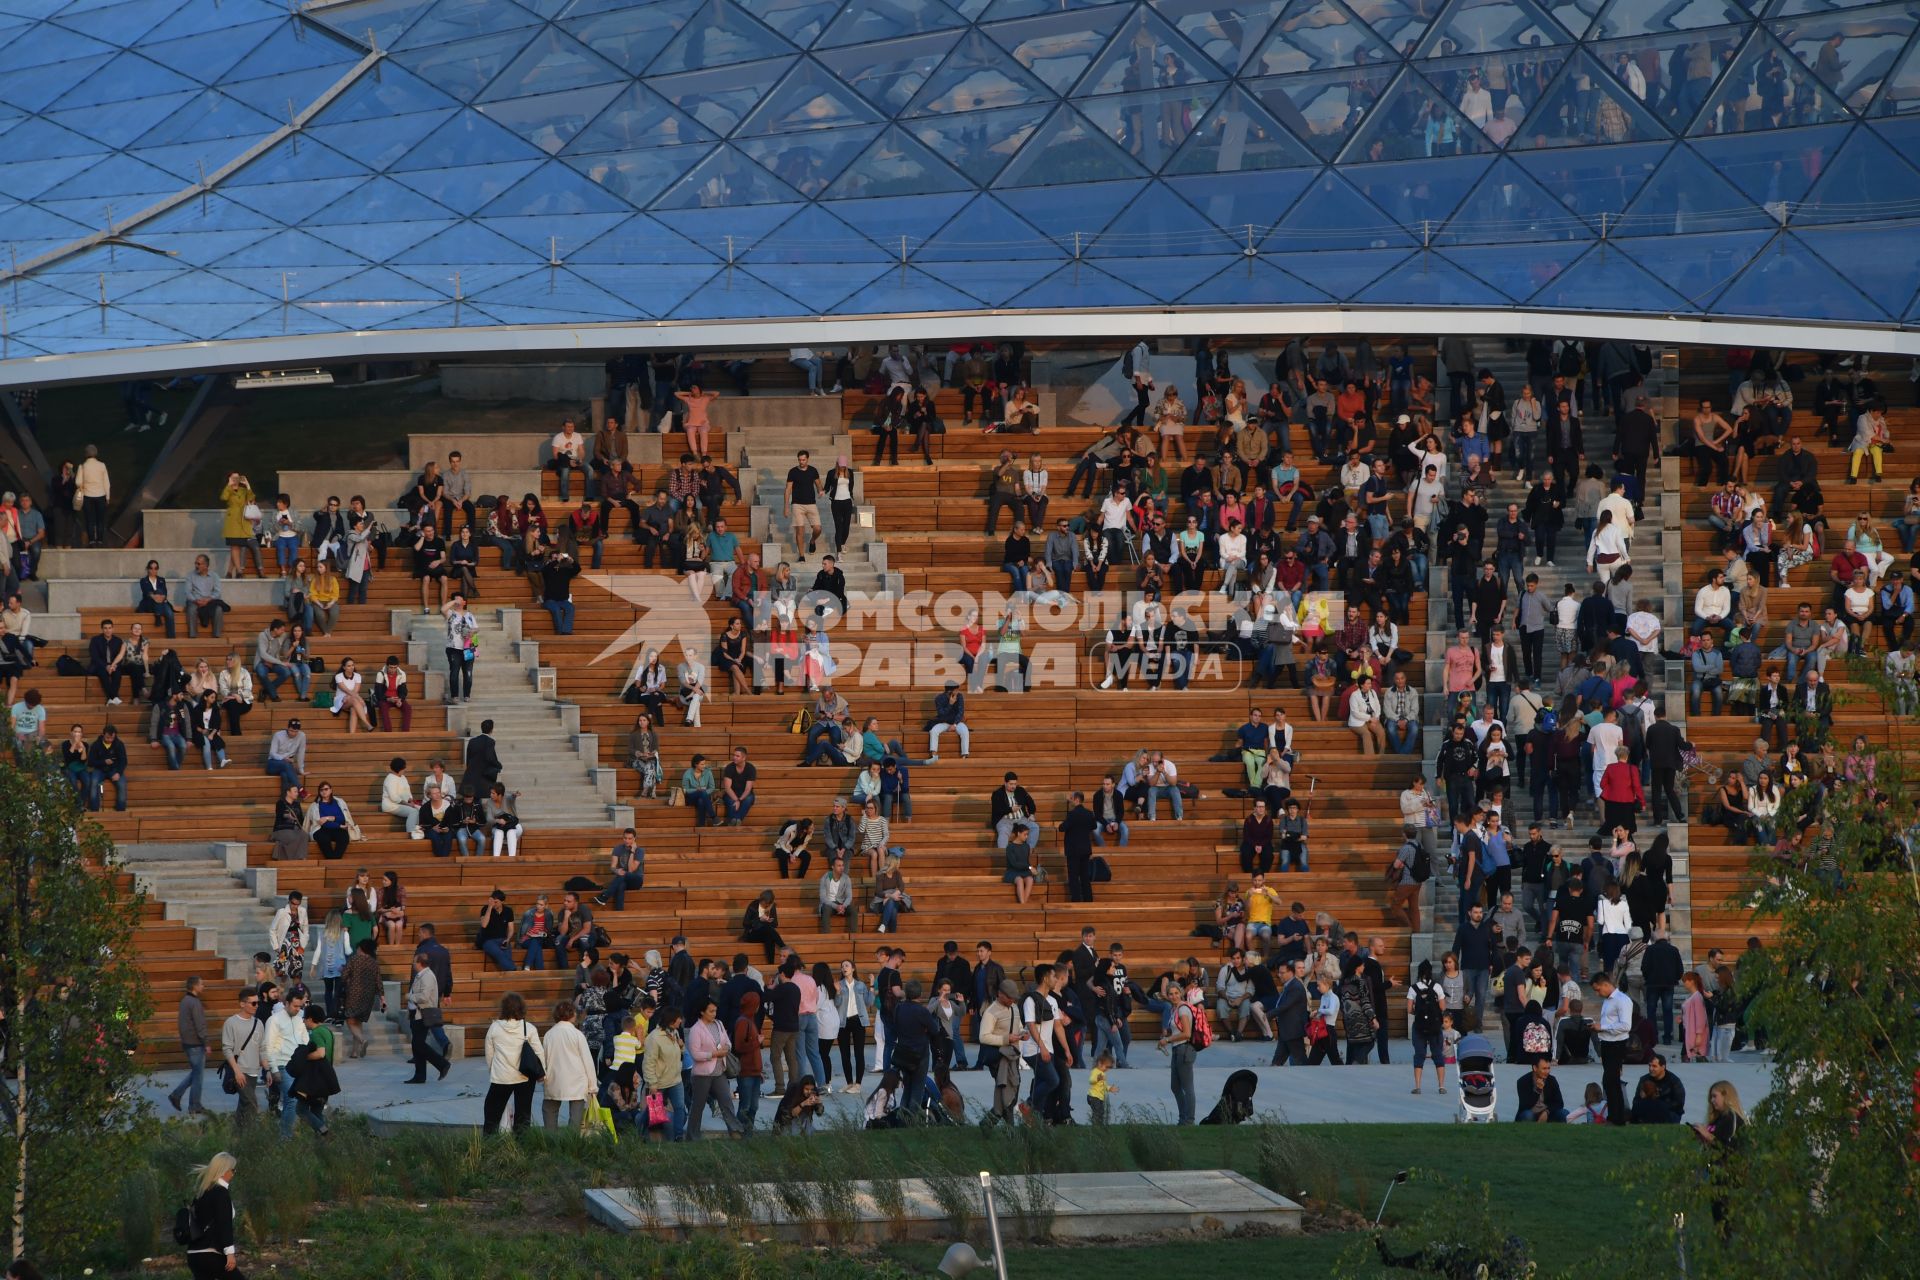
1201, 1069, 1259, 1125
1679, 743, 1723, 785
1454, 1032, 1499, 1124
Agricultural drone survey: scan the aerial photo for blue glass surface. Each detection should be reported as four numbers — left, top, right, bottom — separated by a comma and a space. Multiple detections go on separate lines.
1710, 229, 1887, 318
1616, 228, 1775, 306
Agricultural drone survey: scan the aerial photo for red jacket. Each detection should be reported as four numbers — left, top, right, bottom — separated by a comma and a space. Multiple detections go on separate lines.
1598, 760, 1644, 806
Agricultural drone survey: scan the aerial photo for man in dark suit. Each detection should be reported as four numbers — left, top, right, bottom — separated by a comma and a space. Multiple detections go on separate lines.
88, 617, 128, 704
1644, 703, 1687, 824
934, 941, 972, 1014
969, 941, 1005, 1052
1612, 394, 1660, 503
1770, 436, 1819, 515
1270, 959, 1309, 1066
1798, 667, 1834, 745
989, 772, 1037, 848
460, 718, 502, 800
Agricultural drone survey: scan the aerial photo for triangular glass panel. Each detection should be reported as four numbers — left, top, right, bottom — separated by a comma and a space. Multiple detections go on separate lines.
208, 264, 369, 300
1338, 65, 1499, 161
1691, 27, 1852, 134
1108, 252, 1249, 299
1512, 48, 1672, 149
903, 103, 1053, 183
53, 150, 183, 201
1796, 123, 1920, 223
391, 109, 549, 170
828, 190, 973, 247
479, 159, 637, 216
145, 192, 284, 234
651, 0, 797, 74
223, 64, 363, 117
391, 220, 538, 264
564, 83, 714, 155
667, 266, 805, 318
1089, 181, 1240, 255
817, 0, 969, 47
118, 302, 277, 336
0, 117, 108, 164
1180, 255, 1332, 303
735, 125, 880, 197
1076, 84, 1228, 172
907, 30, 1058, 113
995, 105, 1153, 186
308, 0, 440, 49
306, 218, 457, 260
1338, 0, 1440, 47
1575, 29, 1739, 136
394, 27, 542, 99
648, 59, 799, 134
1438, 156, 1595, 242
476, 27, 624, 102
1415, 0, 1574, 56
1086, 5, 1230, 94
1150, 0, 1293, 76
298, 298, 463, 328
1243, 67, 1390, 158
1521, 240, 1690, 308
287, 266, 449, 302
48, 0, 181, 45
0, 22, 116, 74
222, 175, 371, 223
1875, 21, 1920, 113
471, 266, 639, 317
100, 226, 278, 268
980, 8, 1111, 93
1265, 168, 1414, 247
394, 0, 543, 49
308, 64, 462, 125
652, 145, 802, 209
738, 0, 843, 46
307, 176, 458, 223
745, 262, 889, 311
393, 159, 543, 210
50, 92, 201, 148
1347, 153, 1491, 225
389, 263, 537, 295
0, 202, 93, 243
551, 260, 715, 313
1692, 121, 1848, 210
1587, 0, 1743, 38
0, 54, 115, 114
138, 21, 283, 84
360, 301, 504, 330
740, 203, 895, 262
738, 59, 886, 135
1512, 140, 1665, 227
1355, 248, 1509, 303
1164, 85, 1319, 172
134, 89, 280, 150
1264, 246, 1407, 295
913, 192, 1058, 258
1007, 259, 1160, 306
822, 125, 975, 198
48, 51, 200, 109
998, 179, 1147, 241
831, 264, 996, 312
0, 153, 102, 203
219, 228, 376, 268
651, 201, 806, 246
19, 306, 193, 343
221, 20, 363, 82
929, 258, 1070, 305
1248, 0, 1395, 75
1772, 4, 1915, 111
1710, 230, 1886, 319
1615, 228, 1772, 304
1167, 167, 1315, 231
1614, 146, 1779, 235
1772, 0, 1900, 14
1765, 223, 1918, 313
815, 30, 965, 113
135, 0, 288, 44
1436, 240, 1589, 299
310, 109, 459, 170
479, 212, 632, 257
558, 0, 700, 74
566, 145, 712, 207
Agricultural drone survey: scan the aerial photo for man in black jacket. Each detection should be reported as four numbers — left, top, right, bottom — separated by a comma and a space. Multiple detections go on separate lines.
934, 940, 973, 1015
990, 772, 1037, 848
413, 924, 455, 1059
969, 941, 1005, 1048
1644, 705, 1686, 824
1770, 436, 1819, 515
460, 718, 502, 800
1612, 394, 1660, 503
1632, 1053, 1686, 1122
811, 555, 849, 614
1437, 725, 1481, 822
86, 724, 129, 811
1640, 928, 1685, 1046
1060, 792, 1098, 901
1269, 959, 1309, 1065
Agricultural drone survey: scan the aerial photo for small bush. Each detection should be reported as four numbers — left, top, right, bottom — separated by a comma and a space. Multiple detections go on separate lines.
113, 1165, 160, 1264
1124, 1121, 1184, 1171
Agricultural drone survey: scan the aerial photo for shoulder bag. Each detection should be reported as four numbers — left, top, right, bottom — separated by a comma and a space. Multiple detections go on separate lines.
217, 1020, 257, 1094
517, 1024, 546, 1081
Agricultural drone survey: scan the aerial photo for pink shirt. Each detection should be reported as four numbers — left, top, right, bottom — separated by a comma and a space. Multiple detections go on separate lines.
1443, 645, 1477, 693
793, 971, 819, 1016
680, 391, 715, 428
688, 1017, 731, 1077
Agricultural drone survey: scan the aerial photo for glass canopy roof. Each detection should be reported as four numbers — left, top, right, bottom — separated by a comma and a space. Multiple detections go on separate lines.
0, 0, 1917, 369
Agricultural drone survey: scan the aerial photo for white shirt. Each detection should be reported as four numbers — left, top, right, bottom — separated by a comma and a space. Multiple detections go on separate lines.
550, 430, 584, 461
264, 1004, 309, 1071
1347, 688, 1382, 727
1022, 467, 1049, 496
1129, 340, 1152, 385
1019, 992, 1057, 1058
484, 1018, 546, 1085
1218, 531, 1247, 564
540, 1018, 598, 1103
1149, 757, 1179, 785
1694, 584, 1730, 620
1587, 721, 1624, 765
788, 347, 815, 361
1555, 595, 1580, 628
1459, 85, 1493, 126
1100, 495, 1132, 530
1486, 642, 1508, 683
1596, 988, 1634, 1041
1626, 610, 1662, 652
381, 773, 415, 808
1597, 492, 1635, 537
1595, 896, 1632, 936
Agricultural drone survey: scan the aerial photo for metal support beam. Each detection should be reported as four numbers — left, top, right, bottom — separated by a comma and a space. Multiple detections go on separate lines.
108, 376, 236, 545
0, 390, 51, 508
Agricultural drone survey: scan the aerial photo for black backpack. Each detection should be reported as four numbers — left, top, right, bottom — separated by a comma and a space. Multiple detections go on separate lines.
1121, 348, 1135, 380
1412, 982, 1443, 1036
172, 1202, 199, 1248
1405, 840, 1432, 885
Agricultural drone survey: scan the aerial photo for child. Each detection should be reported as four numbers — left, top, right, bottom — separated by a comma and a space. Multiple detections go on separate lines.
1441, 1012, 1461, 1069
1566, 1081, 1608, 1124
1554, 583, 1579, 666
609, 1013, 642, 1072
1087, 1052, 1115, 1125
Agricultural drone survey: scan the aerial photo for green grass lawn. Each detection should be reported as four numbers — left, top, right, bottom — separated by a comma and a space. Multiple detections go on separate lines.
97, 1118, 1680, 1279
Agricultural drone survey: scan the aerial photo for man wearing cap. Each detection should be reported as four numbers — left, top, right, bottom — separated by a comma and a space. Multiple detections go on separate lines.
926, 680, 970, 758
1294, 516, 1334, 591
978, 979, 1027, 1123
265, 718, 307, 791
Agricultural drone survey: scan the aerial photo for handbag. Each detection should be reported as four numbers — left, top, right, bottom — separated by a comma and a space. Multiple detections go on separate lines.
242, 502, 262, 522
312, 690, 335, 710
722, 1052, 742, 1079
645, 1090, 670, 1127
584, 1094, 618, 1141
517, 1025, 545, 1081
1306, 1015, 1330, 1043
217, 1021, 257, 1093
666, 787, 684, 807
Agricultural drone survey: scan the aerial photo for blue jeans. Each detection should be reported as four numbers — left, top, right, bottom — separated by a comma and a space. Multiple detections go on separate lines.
1092, 1015, 1128, 1069
663, 1081, 688, 1141
1279, 839, 1308, 871
1093, 822, 1129, 846
880, 898, 900, 931
1496, 551, 1524, 596
1386, 719, 1419, 753
169, 1045, 205, 1111
1487, 680, 1511, 722
607, 870, 645, 909
1003, 561, 1029, 592
544, 599, 575, 635
521, 938, 549, 970
265, 758, 300, 791
279, 1092, 325, 1138
255, 661, 290, 699
1147, 998, 1176, 1035
686, 789, 715, 827
724, 792, 755, 824
736, 1074, 762, 1128
161, 733, 185, 770
86, 768, 127, 811
1170, 1043, 1196, 1124
1511, 432, 1534, 476
1147, 785, 1183, 820
799, 1012, 826, 1083
1645, 985, 1675, 1045
481, 938, 516, 971
275, 535, 299, 573
1463, 968, 1491, 1029
1026, 1054, 1059, 1114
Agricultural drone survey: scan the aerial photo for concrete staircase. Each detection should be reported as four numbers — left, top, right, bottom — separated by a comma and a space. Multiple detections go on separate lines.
395, 605, 631, 830
122, 841, 281, 980
738, 421, 887, 595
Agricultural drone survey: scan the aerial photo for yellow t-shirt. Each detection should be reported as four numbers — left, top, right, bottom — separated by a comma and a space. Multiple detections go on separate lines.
1246, 886, 1280, 926
1087, 1067, 1110, 1101
610, 1030, 642, 1069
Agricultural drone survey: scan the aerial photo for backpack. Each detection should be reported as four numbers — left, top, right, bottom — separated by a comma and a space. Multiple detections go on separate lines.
1185, 1002, 1213, 1051
1121, 348, 1135, 380
172, 1203, 199, 1248
1537, 706, 1558, 735
1089, 856, 1113, 883
1412, 982, 1443, 1036
1406, 840, 1432, 885
1521, 1019, 1551, 1057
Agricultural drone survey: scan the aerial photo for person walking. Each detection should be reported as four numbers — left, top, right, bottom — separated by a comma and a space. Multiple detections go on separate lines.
541, 1000, 598, 1131
482, 992, 545, 1133
403, 952, 451, 1084
182, 1152, 242, 1279
1159, 983, 1203, 1124
686, 998, 747, 1137
168, 976, 209, 1114
219, 988, 265, 1125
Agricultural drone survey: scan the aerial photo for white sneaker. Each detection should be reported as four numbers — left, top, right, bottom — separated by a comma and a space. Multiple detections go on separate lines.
409, 830, 425, 840
1099, 677, 1114, 689
108, 697, 122, 705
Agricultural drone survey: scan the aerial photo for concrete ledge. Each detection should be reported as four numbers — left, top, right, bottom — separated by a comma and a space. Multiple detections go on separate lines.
441, 362, 602, 402
276, 469, 538, 513
47, 577, 285, 614
141, 508, 409, 550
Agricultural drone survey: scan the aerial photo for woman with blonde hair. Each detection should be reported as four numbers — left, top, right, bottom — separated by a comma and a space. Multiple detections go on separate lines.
1694, 1078, 1748, 1233
1846, 512, 1896, 584
183, 1151, 240, 1277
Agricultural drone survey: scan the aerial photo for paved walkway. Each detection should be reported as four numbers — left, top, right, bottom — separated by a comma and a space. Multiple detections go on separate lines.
137, 1037, 1773, 1130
